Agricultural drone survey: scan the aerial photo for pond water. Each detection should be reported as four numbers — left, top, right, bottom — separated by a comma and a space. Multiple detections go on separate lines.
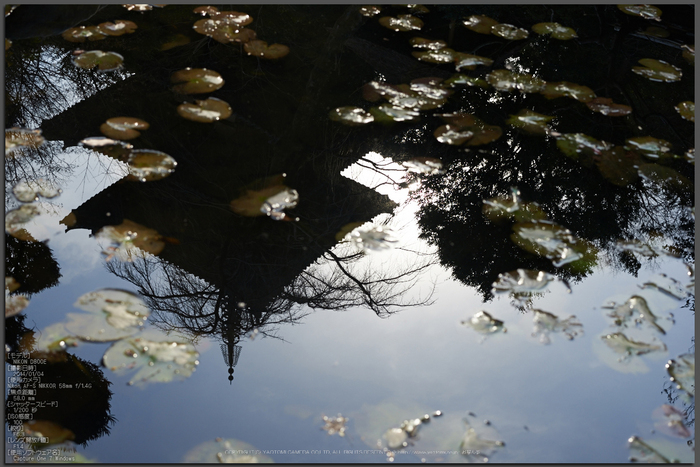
4, 4, 695, 464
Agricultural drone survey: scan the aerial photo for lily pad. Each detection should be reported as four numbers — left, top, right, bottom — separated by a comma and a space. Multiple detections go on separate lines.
492, 269, 569, 307
632, 58, 682, 82
486, 69, 546, 93
61, 25, 107, 42
402, 157, 443, 174
637, 163, 691, 191
409, 37, 446, 50
506, 109, 554, 135
618, 4, 662, 21
628, 436, 676, 463
435, 112, 502, 146
335, 222, 365, 242
177, 97, 232, 122
512, 220, 598, 269
594, 145, 640, 186
378, 14, 423, 32
193, 5, 219, 16
183, 438, 273, 463
555, 133, 612, 163
531, 309, 583, 344
412, 48, 457, 64
602, 295, 667, 334
5, 128, 45, 156
97, 20, 138, 36
462, 15, 498, 34
5, 293, 30, 318
359, 5, 382, 17
434, 124, 474, 145
230, 174, 298, 219
260, 188, 299, 221
329, 106, 374, 125
102, 330, 199, 387
541, 81, 596, 102
370, 103, 421, 122
80, 136, 133, 161
243, 39, 290, 59
531, 22, 577, 40
322, 414, 349, 437
461, 310, 506, 336
443, 73, 490, 88
651, 404, 693, 439
640, 273, 691, 300
100, 116, 150, 140
666, 353, 694, 397
349, 225, 398, 251
460, 418, 505, 462
492, 23, 529, 40
5, 204, 41, 239
681, 44, 694, 65
72, 50, 124, 72
675, 101, 694, 122
586, 97, 632, 116
624, 136, 674, 159
126, 149, 177, 182
12, 178, 61, 203
453, 52, 493, 71
171, 68, 224, 94
33, 322, 79, 352
601, 332, 667, 361
96, 219, 167, 261
482, 188, 548, 223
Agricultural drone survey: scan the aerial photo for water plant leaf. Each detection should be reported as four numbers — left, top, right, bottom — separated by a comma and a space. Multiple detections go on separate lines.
594, 146, 640, 186
171, 68, 224, 94
193, 5, 218, 16
674, 101, 694, 122
651, 405, 693, 439
506, 109, 554, 135
409, 37, 446, 50
412, 48, 457, 64
100, 116, 150, 140
443, 73, 490, 88
243, 39, 290, 59
601, 332, 667, 361
434, 124, 474, 145
360, 5, 382, 17
378, 14, 423, 32
349, 225, 398, 251
637, 163, 691, 191
177, 97, 232, 122
666, 353, 694, 397
61, 25, 107, 42
183, 438, 273, 463
402, 157, 443, 174
486, 69, 545, 93
435, 112, 502, 145
482, 188, 548, 223
5, 204, 41, 240
531, 22, 577, 40
370, 103, 421, 122
329, 106, 374, 125
618, 4, 662, 21
126, 149, 177, 182
461, 310, 506, 336
102, 331, 199, 387
462, 15, 498, 34
541, 81, 596, 102
12, 178, 60, 203
322, 414, 349, 437
681, 44, 694, 65
632, 58, 682, 82
5, 293, 30, 317
72, 50, 124, 72
453, 52, 493, 71
491, 23, 529, 40
229, 174, 299, 219
5, 128, 45, 156
555, 132, 612, 164
512, 220, 597, 269
492, 269, 569, 307
586, 97, 632, 116
531, 309, 583, 344
80, 136, 133, 161
460, 418, 505, 462
628, 437, 675, 463
640, 273, 691, 300
96, 219, 167, 260
33, 322, 79, 352
602, 295, 667, 334
97, 20, 138, 36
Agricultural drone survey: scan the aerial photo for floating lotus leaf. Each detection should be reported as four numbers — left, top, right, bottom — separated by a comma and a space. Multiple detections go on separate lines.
531, 22, 577, 39
33, 322, 79, 352
260, 188, 299, 221
359, 5, 382, 17
681, 44, 694, 65
594, 146, 640, 186
602, 295, 666, 334
443, 73, 490, 88
5, 293, 30, 317
183, 438, 273, 463
410, 37, 446, 50
177, 97, 232, 122
541, 81, 596, 102
80, 136, 133, 161
97, 20, 138, 36
453, 52, 493, 71
96, 219, 167, 260
512, 220, 597, 269
335, 222, 365, 242
637, 163, 691, 191
435, 113, 502, 146
506, 109, 554, 135
5, 128, 45, 156
624, 136, 673, 160
102, 331, 199, 387
555, 133, 612, 163
675, 101, 694, 122
5, 204, 41, 239
462, 310, 506, 336
434, 124, 474, 145
322, 414, 349, 437
100, 116, 150, 140
171, 68, 224, 94
651, 405, 693, 439
72, 50, 124, 71
602, 332, 667, 361
5, 277, 20, 293
482, 188, 548, 223
160, 33, 191, 50
640, 273, 691, 300
350, 225, 398, 251
329, 106, 374, 125
586, 97, 632, 116
412, 48, 457, 64
666, 353, 694, 397
244, 39, 290, 59
193, 5, 219, 16
230, 174, 298, 219
123, 4, 165, 12
531, 309, 583, 344
193, 13, 255, 44
618, 4, 662, 21
632, 58, 682, 82
370, 103, 420, 122
379, 14, 423, 32
211, 10, 253, 26
12, 179, 61, 203
406, 4, 429, 14
491, 23, 529, 40
65, 288, 150, 342
18, 420, 75, 450
402, 157, 443, 174
462, 15, 498, 34
628, 437, 676, 463
460, 418, 505, 462
61, 25, 106, 42
126, 149, 177, 182
486, 69, 545, 93
641, 26, 670, 38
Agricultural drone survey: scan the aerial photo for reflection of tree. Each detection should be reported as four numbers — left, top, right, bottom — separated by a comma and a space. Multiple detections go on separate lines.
5, 233, 61, 297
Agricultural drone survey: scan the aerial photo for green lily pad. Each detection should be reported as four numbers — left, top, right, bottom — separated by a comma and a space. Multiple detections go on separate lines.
675, 101, 694, 122
95, 219, 167, 260
5, 128, 45, 156
482, 188, 548, 223
5, 204, 42, 239
462, 15, 498, 34
100, 116, 150, 140
329, 106, 374, 125
171, 68, 224, 94
486, 69, 546, 93
193, 11, 254, 44
541, 81, 596, 102
512, 220, 598, 270
183, 438, 273, 463
72, 50, 124, 72
61, 25, 107, 43
594, 146, 640, 186
229, 174, 299, 220
409, 37, 446, 50
436, 112, 502, 145
65, 289, 150, 343
632, 58, 682, 82
97, 20, 138, 36
531, 309, 583, 344
378, 14, 423, 32
618, 4, 662, 21
80, 136, 133, 161
126, 149, 177, 182
244, 40, 290, 59
681, 44, 694, 65
12, 178, 61, 203
491, 23, 529, 40
102, 330, 199, 387
506, 109, 554, 135
624, 136, 674, 160
411, 48, 457, 64
492, 269, 570, 307
443, 73, 490, 88
360, 5, 382, 17
33, 322, 80, 352
177, 97, 232, 122
462, 310, 506, 336
453, 52, 493, 71
637, 163, 692, 191
601, 332, 667, 359
531, 22, 577, 40
370, 103, 420, 122
555, 132, 611, 164
666, 353, 694, 397
586, 97, 632, 116
434, 124, 474, 145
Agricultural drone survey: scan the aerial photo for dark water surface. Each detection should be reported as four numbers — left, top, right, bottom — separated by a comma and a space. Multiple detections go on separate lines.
4, 4, 695, 464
